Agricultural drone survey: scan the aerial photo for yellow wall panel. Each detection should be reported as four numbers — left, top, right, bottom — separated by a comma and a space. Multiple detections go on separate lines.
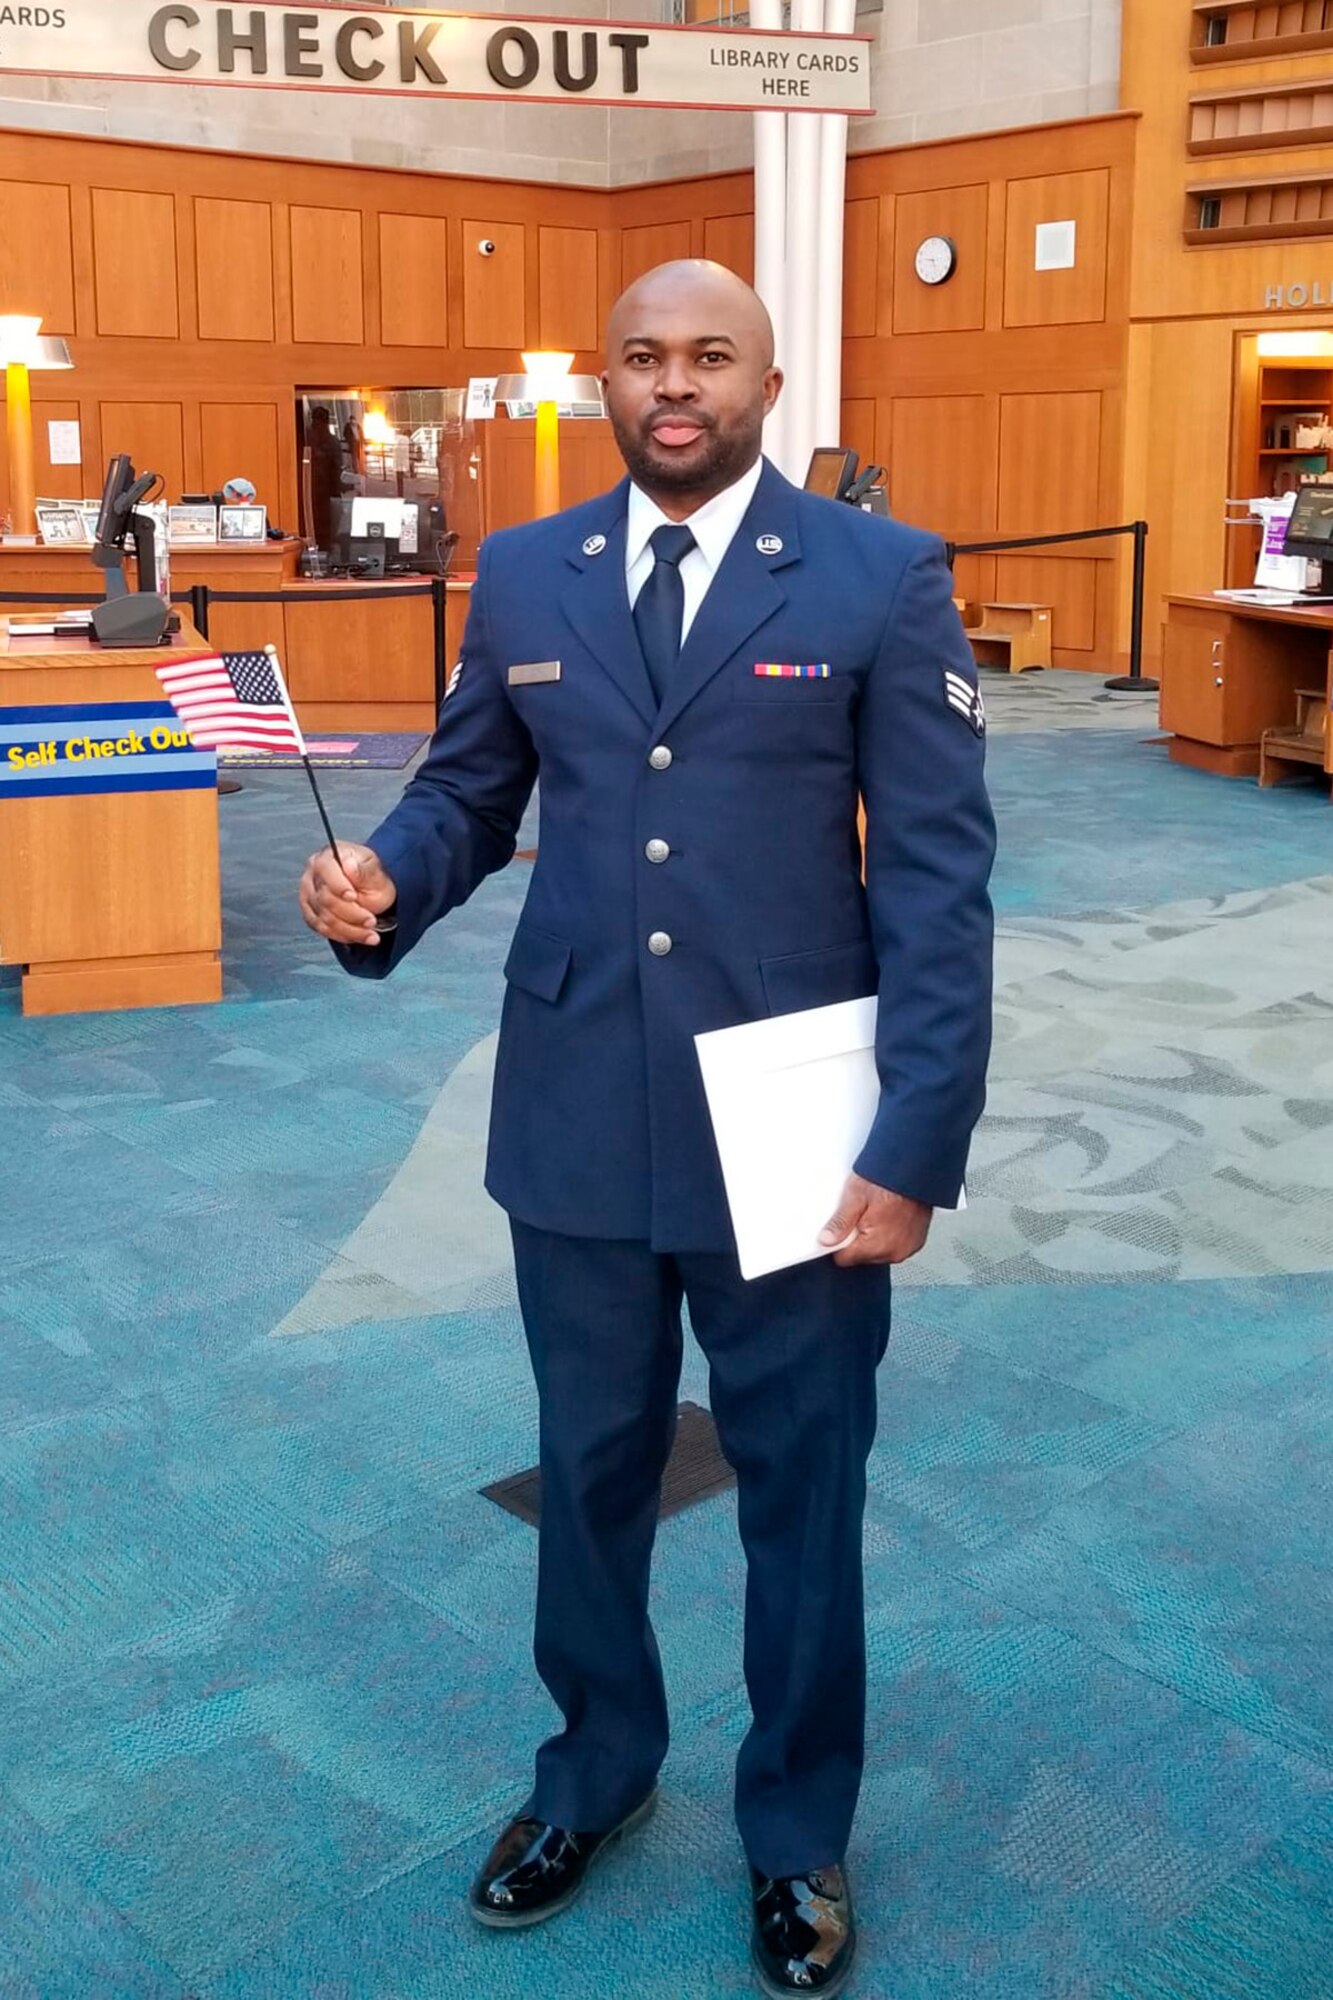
0, 181, 75, 332
200, 402, 282, 512
998, 391, 1102, 536
379, 213, 448, 348
99, 401, 186, 501
1004, 170, 1110, 328
92, 188, 178, 338
462, 219, 526, 350
538, 226, 600, 351
195, 198, 275, 342
290, 207, 364, 345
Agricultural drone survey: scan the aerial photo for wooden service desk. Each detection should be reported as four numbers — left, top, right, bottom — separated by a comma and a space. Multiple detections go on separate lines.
278, 576, 472, 733
0, 539, 302, 625
0, 617, 222, 1018
1161, 595, 1333, 780
0, 546, 473, 732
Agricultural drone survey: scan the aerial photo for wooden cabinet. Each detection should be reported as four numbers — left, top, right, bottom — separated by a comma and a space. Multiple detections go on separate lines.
1162, 594, 1333, 775
1161, 602, 1231, 747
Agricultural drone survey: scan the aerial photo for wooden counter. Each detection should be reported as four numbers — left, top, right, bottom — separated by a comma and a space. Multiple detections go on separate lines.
277, 576, 472, 732
0, 538, 303, 617
0, 545, 472, 731
1161, 594, 1333, 779
0, 616, 223, 1017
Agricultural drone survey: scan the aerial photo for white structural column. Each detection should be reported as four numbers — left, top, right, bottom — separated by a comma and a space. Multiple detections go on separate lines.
782, 0, 825, 485
749, 0, 789, 475
813, 0, 856, 455
750, 0, 855, 481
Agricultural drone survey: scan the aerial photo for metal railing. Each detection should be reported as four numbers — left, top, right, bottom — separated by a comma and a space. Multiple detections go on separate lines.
946, 520, 1154, 693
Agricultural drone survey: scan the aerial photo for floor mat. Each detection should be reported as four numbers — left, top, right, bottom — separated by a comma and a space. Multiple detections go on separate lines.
220, 733, 426, 770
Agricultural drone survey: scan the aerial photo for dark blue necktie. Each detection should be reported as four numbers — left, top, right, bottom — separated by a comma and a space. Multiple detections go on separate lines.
633, 523, 697, 704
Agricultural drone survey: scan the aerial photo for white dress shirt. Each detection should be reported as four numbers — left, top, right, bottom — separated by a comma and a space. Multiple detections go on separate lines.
625, 457, 764, 645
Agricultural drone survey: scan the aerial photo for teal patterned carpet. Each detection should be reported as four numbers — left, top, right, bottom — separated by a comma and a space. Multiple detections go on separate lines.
1, 673, 1332, 1998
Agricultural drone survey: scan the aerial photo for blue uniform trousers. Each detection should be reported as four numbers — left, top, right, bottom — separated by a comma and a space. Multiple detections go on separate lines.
511, 1219, 893, 1880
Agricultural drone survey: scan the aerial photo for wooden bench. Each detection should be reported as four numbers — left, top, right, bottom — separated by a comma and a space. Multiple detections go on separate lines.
965, 601, 1053, 675
1259, 686, 1330, 788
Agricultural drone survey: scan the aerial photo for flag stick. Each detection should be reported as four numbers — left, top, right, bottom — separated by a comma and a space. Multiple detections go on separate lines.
268, 646, 395, 936
301, 753, 345, 868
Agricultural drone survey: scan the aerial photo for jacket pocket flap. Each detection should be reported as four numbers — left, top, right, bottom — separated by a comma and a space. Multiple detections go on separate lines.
504, 922, 572, 1003
760, 938, 878, 1017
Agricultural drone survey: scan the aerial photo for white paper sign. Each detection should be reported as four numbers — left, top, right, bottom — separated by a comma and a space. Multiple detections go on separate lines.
0, 3, 872, 114
466, 378, 499, 422
47, 420, 82, 465
1252, 494, 1308, 591
1034, 220, 1077, 272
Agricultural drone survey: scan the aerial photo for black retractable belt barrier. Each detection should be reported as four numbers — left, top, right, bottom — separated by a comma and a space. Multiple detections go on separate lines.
195, 580, 446, 712
3, 580, 444, 695
945, 519, 1155, 694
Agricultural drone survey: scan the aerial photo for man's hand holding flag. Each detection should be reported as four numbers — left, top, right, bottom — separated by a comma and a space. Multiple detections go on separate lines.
154, 642, 396, 935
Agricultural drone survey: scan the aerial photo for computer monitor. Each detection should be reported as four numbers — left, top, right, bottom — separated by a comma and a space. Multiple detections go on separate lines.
350, 496, 406, 540
1282, 483, 1333, 593
804, 447, 858, 501
93, 452, 134, 551
88, 452, 170, 645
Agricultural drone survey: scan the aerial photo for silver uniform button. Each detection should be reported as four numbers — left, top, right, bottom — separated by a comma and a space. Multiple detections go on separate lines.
647, 931, 673, 957
648, 745, 673, 771
645, 839, 670, 864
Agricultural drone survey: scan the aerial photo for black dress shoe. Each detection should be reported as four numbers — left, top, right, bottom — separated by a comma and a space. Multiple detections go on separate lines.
751, 1864, 856, 1996
467, 1789, 657, 1928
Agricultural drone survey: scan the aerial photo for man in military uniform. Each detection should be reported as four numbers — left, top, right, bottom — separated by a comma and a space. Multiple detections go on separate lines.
299, 261, 995, 1997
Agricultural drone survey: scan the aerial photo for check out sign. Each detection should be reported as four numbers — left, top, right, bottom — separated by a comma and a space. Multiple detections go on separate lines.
0, 1, 873, 115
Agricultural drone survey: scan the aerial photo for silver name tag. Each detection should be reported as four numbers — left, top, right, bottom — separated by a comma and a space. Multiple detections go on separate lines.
508, 660, 562, 687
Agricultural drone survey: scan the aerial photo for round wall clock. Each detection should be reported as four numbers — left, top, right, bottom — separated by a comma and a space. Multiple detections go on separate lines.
914, 235, 958, 286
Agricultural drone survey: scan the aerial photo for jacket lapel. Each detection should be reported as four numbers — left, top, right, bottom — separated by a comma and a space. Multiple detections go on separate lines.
653, 460, 802, 738
559, 481, 658, 728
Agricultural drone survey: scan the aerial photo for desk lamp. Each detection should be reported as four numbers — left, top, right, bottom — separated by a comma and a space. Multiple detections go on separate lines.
0, 315, 74, 542
494, 352, 604, 519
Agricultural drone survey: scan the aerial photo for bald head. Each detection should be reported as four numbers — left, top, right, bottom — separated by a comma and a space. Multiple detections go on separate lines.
607, 260, 776, 371
601, 259, 783, 517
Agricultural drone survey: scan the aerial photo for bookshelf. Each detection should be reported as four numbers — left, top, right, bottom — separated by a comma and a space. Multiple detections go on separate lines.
1229, 344, 1333, 585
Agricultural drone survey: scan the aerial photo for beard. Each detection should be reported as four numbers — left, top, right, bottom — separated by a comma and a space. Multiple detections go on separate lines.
609, 402, 764, 498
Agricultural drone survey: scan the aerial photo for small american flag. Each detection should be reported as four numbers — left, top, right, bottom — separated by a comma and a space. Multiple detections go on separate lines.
154, 647, 306, 755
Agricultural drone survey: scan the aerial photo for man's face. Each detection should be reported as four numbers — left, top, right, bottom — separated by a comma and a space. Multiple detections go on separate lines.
602, 278, 782, 507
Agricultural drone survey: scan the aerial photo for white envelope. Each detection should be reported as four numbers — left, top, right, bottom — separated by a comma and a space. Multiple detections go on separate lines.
696, 997, 963, 1282
694, 997, 877, 1282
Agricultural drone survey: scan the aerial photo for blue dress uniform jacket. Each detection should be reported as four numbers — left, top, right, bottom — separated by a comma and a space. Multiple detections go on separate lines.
337, 459, 996, 1253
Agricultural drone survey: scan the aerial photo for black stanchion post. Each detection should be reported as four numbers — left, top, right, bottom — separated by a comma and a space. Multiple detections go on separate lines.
430, 576, 447, 711
188, 584, 242, 792
1105, 520, 1158, 693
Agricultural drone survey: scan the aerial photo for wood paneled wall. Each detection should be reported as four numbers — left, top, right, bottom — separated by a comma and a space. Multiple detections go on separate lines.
0, 117, 1135, 667
615, 117, 1137, 669
0, 128, 627, 541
